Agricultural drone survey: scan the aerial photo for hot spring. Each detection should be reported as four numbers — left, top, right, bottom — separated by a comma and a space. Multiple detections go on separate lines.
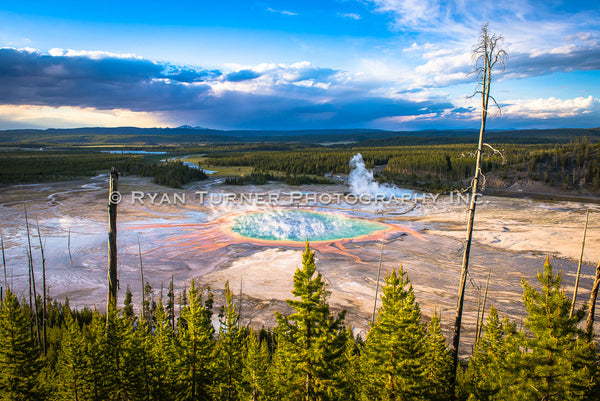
230, 210, 386, 242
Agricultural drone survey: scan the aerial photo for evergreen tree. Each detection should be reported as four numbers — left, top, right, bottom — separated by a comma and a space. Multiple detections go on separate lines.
178, 285, 189, 331
422, 312, 453, 401
335, 328, 361, 401
104, 304, 128, 401
152, 299, 177, 401
239, 328, 271, 401
123, 285, 135, 322
361, 268, 426, 400
0, 290, 41, 400
212, 281, 244, 401
459, 307, 522, 401
54, 310, 89, 401
274, 242, 347, 401
176, 279, 214, 401
82, 310, 111, 400
142, 281, 154, 328
517, 259, 597, 399
120, 315, 152, 401
268, 326, 296, 401
167, 276, 176, 329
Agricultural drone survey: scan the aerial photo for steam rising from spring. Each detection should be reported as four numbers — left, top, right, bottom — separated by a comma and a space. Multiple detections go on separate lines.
349, 153, 414, 199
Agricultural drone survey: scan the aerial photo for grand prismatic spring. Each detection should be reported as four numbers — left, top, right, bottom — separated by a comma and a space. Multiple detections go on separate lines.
230, 210, 386, 242
134, 206, 424, 264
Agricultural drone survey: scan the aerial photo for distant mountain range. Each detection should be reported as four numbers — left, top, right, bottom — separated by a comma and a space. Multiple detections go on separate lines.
1, 126, 599, 146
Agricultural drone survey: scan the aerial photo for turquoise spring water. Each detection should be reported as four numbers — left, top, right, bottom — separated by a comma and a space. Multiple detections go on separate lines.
230, 210, 385, 242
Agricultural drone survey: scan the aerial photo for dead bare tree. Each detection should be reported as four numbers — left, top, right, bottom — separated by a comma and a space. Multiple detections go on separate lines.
238, 276, 243, 327
372, 231, 386, 324
570, 209, 590, 318
68, 227, 73, 267
107, 168, 119, 310
138, 233, 146, 322
1, 234, 7, 290
451, 24, 507, 375
24, 204, 41, 346
477, 267, 492, 341
36, 219, 48, 356
585, 259, 600, 340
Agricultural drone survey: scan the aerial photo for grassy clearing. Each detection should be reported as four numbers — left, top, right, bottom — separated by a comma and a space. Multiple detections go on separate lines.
174, 154, 255, 177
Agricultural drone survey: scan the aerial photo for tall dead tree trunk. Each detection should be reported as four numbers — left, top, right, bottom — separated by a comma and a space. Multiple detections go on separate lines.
585, 259, 600, 340
169, 274, 175, 329
107, 168, 119, 310
570, 209, 589, 318
451, 24, 507, 375
68, 227, 73, 267
239, 277, 243, 327
1, 234, 7, 290
372, 231, 385, 323
477, 268, 492, 341
24, 204, 41, 345
138, 233, 146, 322
36, 219, 47, 356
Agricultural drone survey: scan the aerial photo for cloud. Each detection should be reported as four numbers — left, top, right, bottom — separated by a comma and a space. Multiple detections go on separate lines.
504, 47, 600, 79
338, 13, 361, 20
501, 96, 599, 119
225, 69, 262, 82
370, 0, 437, 29
0, 48, 218, 112
1, 46, 596, 131
397, 32, 600, 90
267, 7, 298, 16
47, 48, 141, 60
0, 48, 454, 130
163, 66, 222, 83
361, 0, 600, 87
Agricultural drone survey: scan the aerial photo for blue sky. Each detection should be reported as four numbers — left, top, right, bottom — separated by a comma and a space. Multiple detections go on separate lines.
0, 0, 598, 130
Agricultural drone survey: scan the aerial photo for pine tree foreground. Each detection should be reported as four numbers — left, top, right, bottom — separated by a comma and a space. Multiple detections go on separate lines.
0, 247, 599, 400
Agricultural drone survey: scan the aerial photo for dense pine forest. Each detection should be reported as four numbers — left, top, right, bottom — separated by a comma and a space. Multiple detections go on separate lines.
0, 151, 206, 188
204, 137, 600, 192
2, 136, 600, 193
1, 243, 598, 400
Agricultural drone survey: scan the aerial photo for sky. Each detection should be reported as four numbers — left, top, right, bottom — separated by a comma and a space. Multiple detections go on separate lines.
0, 0, 598, 131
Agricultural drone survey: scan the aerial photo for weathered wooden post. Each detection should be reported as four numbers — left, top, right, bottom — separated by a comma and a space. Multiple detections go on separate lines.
107, 167, 119, 310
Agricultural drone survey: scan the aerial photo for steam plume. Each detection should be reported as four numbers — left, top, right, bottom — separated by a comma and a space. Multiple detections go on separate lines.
348, 153, 414, 199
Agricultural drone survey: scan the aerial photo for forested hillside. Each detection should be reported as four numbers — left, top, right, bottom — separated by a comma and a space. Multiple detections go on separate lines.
1, 244, 598, 400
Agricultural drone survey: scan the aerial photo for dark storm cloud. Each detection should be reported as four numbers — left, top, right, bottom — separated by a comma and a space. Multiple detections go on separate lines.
505, 48, 600, 78
291, 97, 452, 123
0, 48, 456, 129
0, 48, 213, 111
172, 91, 454, 129
163, 66, 222, 83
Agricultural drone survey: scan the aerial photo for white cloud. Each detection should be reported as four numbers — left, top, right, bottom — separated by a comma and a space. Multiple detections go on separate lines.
267, 7, 298, 16
48, 48, 141, 60
501, 96, 598, 119
363, 0, 600, 84
48, 48, 65, 57
370, 0, 438, 28
338, 12, 361, 20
